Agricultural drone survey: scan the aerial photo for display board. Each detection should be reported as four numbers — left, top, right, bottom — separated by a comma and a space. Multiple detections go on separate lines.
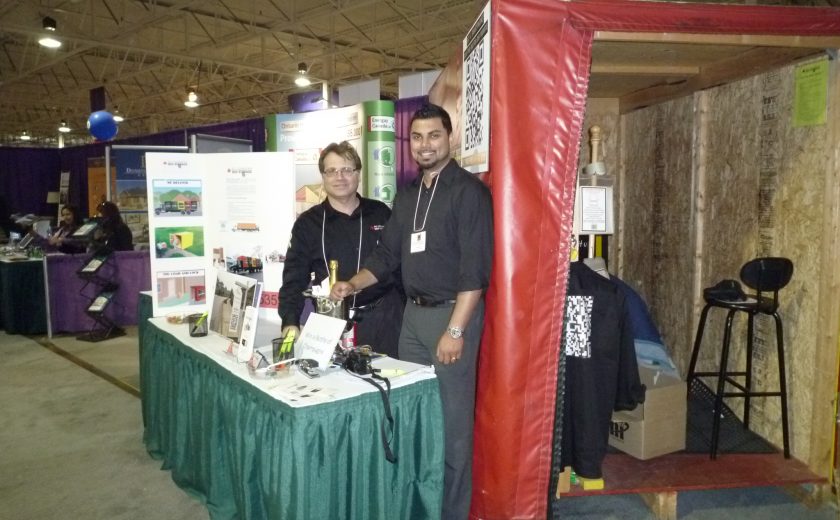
265, 101, 397, 208
146, 151, 296, 347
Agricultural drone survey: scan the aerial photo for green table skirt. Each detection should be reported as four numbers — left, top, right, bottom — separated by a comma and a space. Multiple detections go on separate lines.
138, 303, 444, 520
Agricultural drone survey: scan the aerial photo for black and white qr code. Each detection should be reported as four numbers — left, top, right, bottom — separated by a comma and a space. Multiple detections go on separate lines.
464, 39, 485, 151
564, 295, 593, 358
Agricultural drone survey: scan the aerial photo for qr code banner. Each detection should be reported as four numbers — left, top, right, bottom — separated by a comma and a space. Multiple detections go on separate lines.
460, 2, 491, 174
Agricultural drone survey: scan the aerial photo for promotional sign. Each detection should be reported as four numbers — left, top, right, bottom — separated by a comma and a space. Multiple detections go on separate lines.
362, 100, 397, 205
112, 145, 188, 245
146, 151, 296, 348
265, 101, 396, 209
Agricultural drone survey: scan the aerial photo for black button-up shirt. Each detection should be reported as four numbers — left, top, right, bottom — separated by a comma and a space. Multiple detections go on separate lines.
365, 159, 493, 300
278, 196, 395, 327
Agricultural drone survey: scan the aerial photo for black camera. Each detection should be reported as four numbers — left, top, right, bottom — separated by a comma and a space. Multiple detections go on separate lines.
342, 349, 374, 375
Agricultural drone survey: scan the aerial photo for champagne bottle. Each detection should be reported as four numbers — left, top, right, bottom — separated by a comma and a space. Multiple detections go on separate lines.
328, 259, 338, 289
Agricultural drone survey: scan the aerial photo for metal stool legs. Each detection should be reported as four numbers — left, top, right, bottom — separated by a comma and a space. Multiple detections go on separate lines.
687, 305, 790, 459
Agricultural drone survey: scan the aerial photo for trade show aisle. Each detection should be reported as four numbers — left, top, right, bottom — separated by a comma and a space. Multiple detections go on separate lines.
1, 329, 837, 520
0, 330, 206, 519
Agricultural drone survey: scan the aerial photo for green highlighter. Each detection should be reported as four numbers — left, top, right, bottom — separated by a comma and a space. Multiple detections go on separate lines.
273, 329, 296, 363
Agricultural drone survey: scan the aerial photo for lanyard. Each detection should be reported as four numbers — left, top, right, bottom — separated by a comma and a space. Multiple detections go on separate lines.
413, 173, 440, 233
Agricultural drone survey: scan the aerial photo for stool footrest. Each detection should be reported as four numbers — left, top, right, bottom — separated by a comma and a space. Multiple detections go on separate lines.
721, 391, 783, 398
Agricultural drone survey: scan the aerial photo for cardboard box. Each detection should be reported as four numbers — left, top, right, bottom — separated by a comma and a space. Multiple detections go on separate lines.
608, 365, 686, 460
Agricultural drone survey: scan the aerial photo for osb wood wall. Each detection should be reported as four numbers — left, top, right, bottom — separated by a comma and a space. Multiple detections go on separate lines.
617, 56, 834, 466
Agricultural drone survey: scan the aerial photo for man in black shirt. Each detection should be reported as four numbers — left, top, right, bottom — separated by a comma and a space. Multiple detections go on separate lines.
278, 141, 402, 358
331, 105, 493, 520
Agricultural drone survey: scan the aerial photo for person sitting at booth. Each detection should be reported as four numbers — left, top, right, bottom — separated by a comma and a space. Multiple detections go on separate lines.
93, 201, 133, 252
46, 205, 86, 254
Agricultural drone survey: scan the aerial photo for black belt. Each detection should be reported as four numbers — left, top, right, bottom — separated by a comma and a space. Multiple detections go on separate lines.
410, 296, 456, 307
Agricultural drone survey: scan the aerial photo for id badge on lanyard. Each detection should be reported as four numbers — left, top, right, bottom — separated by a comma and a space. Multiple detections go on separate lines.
410, 231, 426, 253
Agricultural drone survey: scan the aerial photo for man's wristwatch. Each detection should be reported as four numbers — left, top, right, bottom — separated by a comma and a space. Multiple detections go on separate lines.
446, 326, 464, 339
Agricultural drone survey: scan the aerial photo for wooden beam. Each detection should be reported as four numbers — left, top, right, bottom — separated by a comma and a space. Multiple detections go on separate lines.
640, 491, 677, 520
618, 47, 821, 114
591, 64, 700, 76
809, 54, 840, 480
595, 31, 840, 49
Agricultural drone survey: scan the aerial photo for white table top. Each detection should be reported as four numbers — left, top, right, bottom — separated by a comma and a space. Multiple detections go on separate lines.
148, 315, 436, 408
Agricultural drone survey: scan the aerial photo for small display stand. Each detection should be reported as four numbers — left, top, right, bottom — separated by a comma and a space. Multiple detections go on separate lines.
76, 247, 125, 342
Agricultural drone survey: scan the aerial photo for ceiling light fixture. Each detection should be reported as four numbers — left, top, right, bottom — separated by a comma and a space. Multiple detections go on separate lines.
20, 131, 31, 141
112, 109, 124, 122
38, 16, 62, 48
295, 62, 311, 87
58, 121, 70, 133
184, 90, 199, 108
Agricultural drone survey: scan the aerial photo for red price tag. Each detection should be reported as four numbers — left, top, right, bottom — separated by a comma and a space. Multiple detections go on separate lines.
260, 291, 279, 309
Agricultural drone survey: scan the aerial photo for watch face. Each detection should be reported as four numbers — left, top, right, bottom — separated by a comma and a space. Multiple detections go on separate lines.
448, 327, 463, 339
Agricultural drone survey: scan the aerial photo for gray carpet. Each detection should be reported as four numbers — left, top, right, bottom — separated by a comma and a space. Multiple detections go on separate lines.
0, 332, 207, 520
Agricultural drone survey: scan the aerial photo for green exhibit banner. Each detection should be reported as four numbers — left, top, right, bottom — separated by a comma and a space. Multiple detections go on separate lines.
362, 101, 397, 205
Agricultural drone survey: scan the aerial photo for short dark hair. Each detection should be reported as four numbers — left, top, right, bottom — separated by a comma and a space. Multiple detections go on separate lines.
318, 141, 362, 173
410, 103, 452, 134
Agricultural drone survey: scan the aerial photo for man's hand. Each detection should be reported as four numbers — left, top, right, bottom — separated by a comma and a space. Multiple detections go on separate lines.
281, 325, 300, 339
437, 334, 464, 365
330, 281, 355, 301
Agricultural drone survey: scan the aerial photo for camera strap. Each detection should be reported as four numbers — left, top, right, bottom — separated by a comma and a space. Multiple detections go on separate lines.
357, 373, 397, 464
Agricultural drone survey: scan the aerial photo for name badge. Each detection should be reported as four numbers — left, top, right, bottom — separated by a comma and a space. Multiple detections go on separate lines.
410, 231, 426, 253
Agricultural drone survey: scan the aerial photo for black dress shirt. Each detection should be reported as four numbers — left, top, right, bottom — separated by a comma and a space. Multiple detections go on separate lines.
365, 159, 493, 300
278, 196, 395, 327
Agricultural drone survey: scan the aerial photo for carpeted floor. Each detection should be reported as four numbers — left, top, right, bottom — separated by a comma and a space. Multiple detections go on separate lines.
3, 329, 838, 519
0, 330, 207, 520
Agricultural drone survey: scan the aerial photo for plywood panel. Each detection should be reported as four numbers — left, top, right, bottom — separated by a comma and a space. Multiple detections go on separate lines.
618, 55, 838, 469
620, 96, 695, 371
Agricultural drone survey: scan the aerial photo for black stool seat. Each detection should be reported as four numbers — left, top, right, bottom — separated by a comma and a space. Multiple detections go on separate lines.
686, 257, 793, 459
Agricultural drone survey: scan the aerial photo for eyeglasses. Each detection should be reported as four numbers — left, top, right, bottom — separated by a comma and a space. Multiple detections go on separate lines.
322, 167, 358, 178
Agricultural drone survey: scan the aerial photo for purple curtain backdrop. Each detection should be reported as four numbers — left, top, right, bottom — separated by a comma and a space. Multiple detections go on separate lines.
395, 96, 427, 188
46, 251, 152, 333
0, 117, 265, 219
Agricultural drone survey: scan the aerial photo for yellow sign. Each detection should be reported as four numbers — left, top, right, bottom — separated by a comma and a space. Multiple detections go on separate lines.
793, 57, 828, 127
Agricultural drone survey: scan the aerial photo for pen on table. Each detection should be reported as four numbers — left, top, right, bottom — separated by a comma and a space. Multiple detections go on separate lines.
191, 311, 209, 335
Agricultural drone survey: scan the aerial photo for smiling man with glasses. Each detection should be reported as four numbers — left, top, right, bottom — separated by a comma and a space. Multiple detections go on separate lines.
278, 141, 403, 359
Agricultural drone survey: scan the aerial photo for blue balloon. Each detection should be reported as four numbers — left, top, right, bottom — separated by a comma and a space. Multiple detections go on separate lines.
87, 110, 118, 141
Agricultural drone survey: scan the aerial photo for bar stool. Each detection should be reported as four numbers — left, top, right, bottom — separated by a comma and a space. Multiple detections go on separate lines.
687, 257, 793, 459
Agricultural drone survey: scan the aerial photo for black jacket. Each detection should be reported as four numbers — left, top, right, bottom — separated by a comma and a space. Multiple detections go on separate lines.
558, 261, 646, 478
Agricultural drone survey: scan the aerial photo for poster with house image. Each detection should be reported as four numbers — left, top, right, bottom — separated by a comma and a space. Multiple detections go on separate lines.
116, 179, 148, 211
154, 226, 205, 258
152, 179, 203, 216
209, 270, 258, 342
155, 270, 206, 308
